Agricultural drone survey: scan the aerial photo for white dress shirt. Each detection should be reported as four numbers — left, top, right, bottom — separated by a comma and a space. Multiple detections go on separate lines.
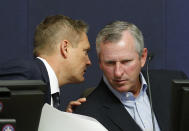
37, 57, 60, 106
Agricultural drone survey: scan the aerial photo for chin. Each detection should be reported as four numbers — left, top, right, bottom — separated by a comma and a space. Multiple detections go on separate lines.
114, 86, 131, 93
76, 77, 85, 83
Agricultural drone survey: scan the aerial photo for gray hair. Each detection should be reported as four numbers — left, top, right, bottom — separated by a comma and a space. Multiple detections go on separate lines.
96, 21, 144, 58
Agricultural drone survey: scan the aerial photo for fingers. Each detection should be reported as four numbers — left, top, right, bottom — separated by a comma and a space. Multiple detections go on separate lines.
66, 107, 73, 113
77, 97, 86, 103
66, 97, 86, 113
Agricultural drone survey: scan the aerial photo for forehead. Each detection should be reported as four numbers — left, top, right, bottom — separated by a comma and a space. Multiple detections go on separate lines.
100, 31, 138, 60
77, 33, 90, 48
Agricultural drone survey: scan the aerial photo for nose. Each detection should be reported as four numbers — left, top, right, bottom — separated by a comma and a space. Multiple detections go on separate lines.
86, 55, 92, 66
114, 62, 123, 78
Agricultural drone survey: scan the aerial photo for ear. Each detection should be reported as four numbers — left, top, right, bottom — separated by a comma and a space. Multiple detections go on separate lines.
140, 48, 148, 67
60, 40, 69, 58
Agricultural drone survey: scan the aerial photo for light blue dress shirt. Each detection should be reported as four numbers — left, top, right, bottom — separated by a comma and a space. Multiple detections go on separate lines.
103, 73, 160, 131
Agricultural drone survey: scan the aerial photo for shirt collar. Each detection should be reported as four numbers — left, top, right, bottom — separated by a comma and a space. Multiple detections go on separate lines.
37, 57, 59, 94
103, 72, 147, 102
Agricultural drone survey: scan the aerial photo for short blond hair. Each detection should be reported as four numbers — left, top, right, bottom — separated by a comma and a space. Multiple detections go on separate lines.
33, 15, 88, 56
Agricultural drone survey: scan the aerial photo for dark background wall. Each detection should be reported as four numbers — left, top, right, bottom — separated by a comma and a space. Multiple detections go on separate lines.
0, 0, 188, 110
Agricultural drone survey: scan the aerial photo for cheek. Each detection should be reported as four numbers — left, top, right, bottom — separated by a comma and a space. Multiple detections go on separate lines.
76, 54, 84, 64
128, 63, 137, 71
101, 65, 114, 77
125, 62, 140, 75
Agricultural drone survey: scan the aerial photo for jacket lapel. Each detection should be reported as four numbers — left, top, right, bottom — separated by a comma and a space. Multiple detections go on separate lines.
99, 80, 142, 131
104, 104, 142, 131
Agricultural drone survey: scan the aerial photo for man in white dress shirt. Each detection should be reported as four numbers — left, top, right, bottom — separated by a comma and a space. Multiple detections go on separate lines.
0, 14, 91, 109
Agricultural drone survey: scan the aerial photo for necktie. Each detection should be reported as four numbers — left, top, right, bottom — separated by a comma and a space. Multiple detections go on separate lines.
52, 92, 60, 109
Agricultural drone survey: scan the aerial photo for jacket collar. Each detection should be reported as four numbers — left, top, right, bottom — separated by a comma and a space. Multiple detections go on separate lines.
98, 80, 142, 131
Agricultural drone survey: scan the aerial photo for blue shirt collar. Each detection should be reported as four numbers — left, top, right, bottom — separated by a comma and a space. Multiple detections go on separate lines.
103, 72, 148, 101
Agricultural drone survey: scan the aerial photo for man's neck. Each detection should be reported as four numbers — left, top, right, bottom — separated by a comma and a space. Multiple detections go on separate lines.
132, 78, 142, 97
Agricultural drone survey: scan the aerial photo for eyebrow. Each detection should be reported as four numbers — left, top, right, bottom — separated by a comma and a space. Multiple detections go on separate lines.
104, 58, 132, 63
104, 60, 116, 63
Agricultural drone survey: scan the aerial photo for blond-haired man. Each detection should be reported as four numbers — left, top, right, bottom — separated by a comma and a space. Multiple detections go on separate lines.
0, 15, 91, 109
